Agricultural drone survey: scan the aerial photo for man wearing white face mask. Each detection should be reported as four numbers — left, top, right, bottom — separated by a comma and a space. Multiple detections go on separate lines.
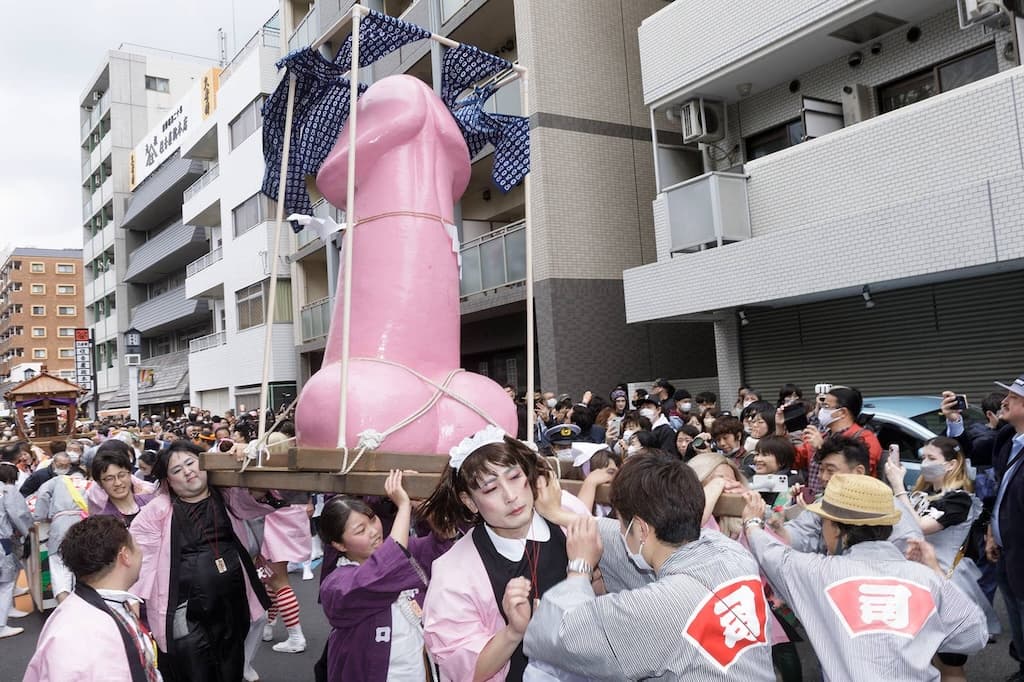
526, 454, 774, 680
637, 396, 678, 457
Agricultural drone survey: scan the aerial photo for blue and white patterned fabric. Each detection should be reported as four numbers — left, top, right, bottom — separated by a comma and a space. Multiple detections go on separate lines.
334, 9, 431, 70
488, 111, 530, 193
440, 44, 510, 107
261, 48, 367, 229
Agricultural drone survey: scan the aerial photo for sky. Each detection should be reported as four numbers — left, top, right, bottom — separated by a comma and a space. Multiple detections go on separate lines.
0, 0, 281, 253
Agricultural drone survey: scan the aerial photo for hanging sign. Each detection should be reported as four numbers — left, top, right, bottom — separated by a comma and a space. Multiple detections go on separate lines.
74, 328, 94, 392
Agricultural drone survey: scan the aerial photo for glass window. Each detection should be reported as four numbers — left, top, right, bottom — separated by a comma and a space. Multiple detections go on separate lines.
31, 284, 45, 294
236, 282, 265, 330
56, 263, 75, 274
30, 262, 44, 273
145, 76, 170, 93
229, 97, 266, 150
59, 348, 74, 359
31, 305, 44, 316
31, 327, 45, 337
59, 327, 75, 337
745, 119, 804, 160
879, 44, 999, 114
232, 193, 275, 237
57, 285, 75, 295
32, 348, 47, 359
58, 305, 76, 316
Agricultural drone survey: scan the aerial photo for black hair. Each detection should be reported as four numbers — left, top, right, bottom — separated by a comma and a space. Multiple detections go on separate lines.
91, 440, 135, 481
696, 391, 718, 404
419, 436, 550, 536
279, 420, 296, 438
741, 400, 775, 427
829, 386, 864, 418
982, 392, 1005, 417
816, 435, 870, 471
60, 515, 133, 582
678, 424, 700, 438
673, 389, 692, 402
138, 450, 158, 467
710, 416, 744, 440
50, 440, 67, 455
778, 383, 803, 406
610, 453, 703, 545
0, 463, 18, 485
834, 522, 892, 549
570, 406, 595, 436
319, 496, 376, 550
753, 435, 796, 471
150, 441, 205, 489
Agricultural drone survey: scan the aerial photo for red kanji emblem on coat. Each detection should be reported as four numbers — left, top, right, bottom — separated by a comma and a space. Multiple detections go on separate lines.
825, 577, 936, 639
682, 576, 769, 672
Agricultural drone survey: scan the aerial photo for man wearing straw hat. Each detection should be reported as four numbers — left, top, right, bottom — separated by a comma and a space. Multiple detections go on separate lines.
741, 474, 987, 682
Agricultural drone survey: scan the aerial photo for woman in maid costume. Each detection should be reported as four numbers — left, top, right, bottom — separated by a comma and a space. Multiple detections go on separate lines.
419, 425, 591, 682
130, 441, 282, 682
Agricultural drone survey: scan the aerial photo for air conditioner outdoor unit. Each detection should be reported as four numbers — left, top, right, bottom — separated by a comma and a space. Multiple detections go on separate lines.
680, 98, 726, 144
841, 84, 872, 126
957, 0, 1010, 29
125, 354, 141, 366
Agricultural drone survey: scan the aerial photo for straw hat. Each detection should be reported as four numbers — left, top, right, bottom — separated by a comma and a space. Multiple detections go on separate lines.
805, 473, 901, 526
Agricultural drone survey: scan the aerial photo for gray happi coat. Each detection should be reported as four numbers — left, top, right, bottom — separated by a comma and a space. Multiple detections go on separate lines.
0, 482, 33, 582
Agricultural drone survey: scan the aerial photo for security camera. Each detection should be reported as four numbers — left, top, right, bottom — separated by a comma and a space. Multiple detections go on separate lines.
870, 42, 882, 55
848, 51, 863, 68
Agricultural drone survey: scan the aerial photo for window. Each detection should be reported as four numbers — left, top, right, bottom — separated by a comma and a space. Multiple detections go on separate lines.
145, 75, 170, 93
879, 44, 999, 114
59, 370, 75, 380
58, 327, 75, 337
59, 348, 74, 359
236, 283, 265, 330
31, 305, 44, 316
31, 327, 45, 338
229, 96, 266, 150
32, 348, 47, 359
745, 119, 805, 160
30, 283, 45, 295
58, 305, 76, 316
57, 284, 76, 296
30, 262, 44, 273
56, 263, 75, 274
232, 193, 275, 237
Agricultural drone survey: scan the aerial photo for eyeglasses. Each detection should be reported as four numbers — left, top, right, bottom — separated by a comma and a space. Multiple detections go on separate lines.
101, 471, 132, 485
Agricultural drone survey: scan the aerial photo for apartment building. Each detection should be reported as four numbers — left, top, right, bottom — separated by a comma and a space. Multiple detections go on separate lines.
0, 248, 85, 386
625, 0, 1024, 400
79, 47, 216, 416
282, 0, 712, 400
180, 13, 299, 415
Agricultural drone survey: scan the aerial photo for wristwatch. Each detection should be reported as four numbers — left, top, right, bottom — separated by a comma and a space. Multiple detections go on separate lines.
743, 517, 765, 531
567, 558, 594, 578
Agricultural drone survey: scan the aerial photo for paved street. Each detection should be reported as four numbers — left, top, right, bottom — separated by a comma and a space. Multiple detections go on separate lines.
1, 564, 1017, 681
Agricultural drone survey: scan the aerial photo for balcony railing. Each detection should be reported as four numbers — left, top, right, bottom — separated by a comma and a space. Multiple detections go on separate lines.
186, 247, 223, 278
288, 3, 319, 51
222, 20, 281, 84
300, 297, 332, 343
183, 162, 220, 203
441, 0, 471, 23
189, 330, 226, 353
459, 220, 526, 297
662, 172, 750, 254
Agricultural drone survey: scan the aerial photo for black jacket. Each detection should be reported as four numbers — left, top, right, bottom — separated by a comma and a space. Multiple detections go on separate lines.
985, 424, 1024, 594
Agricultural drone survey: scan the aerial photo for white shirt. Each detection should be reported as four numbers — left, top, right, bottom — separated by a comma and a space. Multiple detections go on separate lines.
484, 512, 550, 562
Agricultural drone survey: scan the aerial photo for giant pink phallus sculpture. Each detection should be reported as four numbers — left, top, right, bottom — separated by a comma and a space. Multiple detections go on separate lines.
294, 75, 517, 454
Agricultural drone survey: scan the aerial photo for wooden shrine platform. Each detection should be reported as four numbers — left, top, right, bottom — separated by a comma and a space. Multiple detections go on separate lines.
202, 448, 747, 516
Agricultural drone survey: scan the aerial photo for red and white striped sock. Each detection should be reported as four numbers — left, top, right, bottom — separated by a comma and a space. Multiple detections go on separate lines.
266, 588, 278, 623
275, 585, 301, 628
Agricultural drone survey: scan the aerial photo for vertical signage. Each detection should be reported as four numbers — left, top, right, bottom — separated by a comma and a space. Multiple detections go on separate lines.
74, 328, 94, 392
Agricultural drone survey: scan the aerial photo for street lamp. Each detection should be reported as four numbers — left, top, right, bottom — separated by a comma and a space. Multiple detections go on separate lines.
124, 328, 142, 422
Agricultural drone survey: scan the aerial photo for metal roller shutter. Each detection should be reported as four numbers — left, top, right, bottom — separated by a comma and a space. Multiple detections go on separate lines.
739, 270, 1024, 401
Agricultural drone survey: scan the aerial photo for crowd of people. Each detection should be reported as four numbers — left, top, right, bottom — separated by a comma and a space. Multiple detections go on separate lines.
0, 372, 1021, 681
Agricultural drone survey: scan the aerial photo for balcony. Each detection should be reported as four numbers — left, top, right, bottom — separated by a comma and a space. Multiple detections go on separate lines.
85, 269, 116, 305
658, 172, 750, 256
181, 163, 221, 227
189, 330, 226, 353
123, 222, 209, 283
122, 153, 207, 231
130, 286, 211, 335
81, 92, 110, 142
288, 3, 319, 51
639, 0, 944, 106
623, 67, 1024, 322
300, 297, 331, 343
442, 0, 470, 24
82, 197, 93, 222
222, 15, 281, 85
460, 220, 526, 297
186, 247, 223, 278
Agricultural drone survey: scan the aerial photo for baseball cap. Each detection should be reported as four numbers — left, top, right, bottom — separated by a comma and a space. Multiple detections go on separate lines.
995, 374, 1024, 399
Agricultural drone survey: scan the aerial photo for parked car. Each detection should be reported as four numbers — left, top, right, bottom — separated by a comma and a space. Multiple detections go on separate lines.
861, 396, 985, 488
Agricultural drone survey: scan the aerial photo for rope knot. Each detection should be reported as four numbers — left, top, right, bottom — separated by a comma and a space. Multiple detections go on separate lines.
357, 429, 386, 451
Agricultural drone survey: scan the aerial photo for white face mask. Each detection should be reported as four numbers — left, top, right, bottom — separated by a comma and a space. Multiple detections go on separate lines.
919, 461, 948, 484
68, 453, 81, 465
680, 401, 693, 413
818, 407, 839, 428
620, 518, 653, 572
639, 408, 656, 420
53, 468, 70, 476
546, 398, 557, 409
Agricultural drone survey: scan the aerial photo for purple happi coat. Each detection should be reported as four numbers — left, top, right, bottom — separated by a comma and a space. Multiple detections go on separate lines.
321, 532, 454, 682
